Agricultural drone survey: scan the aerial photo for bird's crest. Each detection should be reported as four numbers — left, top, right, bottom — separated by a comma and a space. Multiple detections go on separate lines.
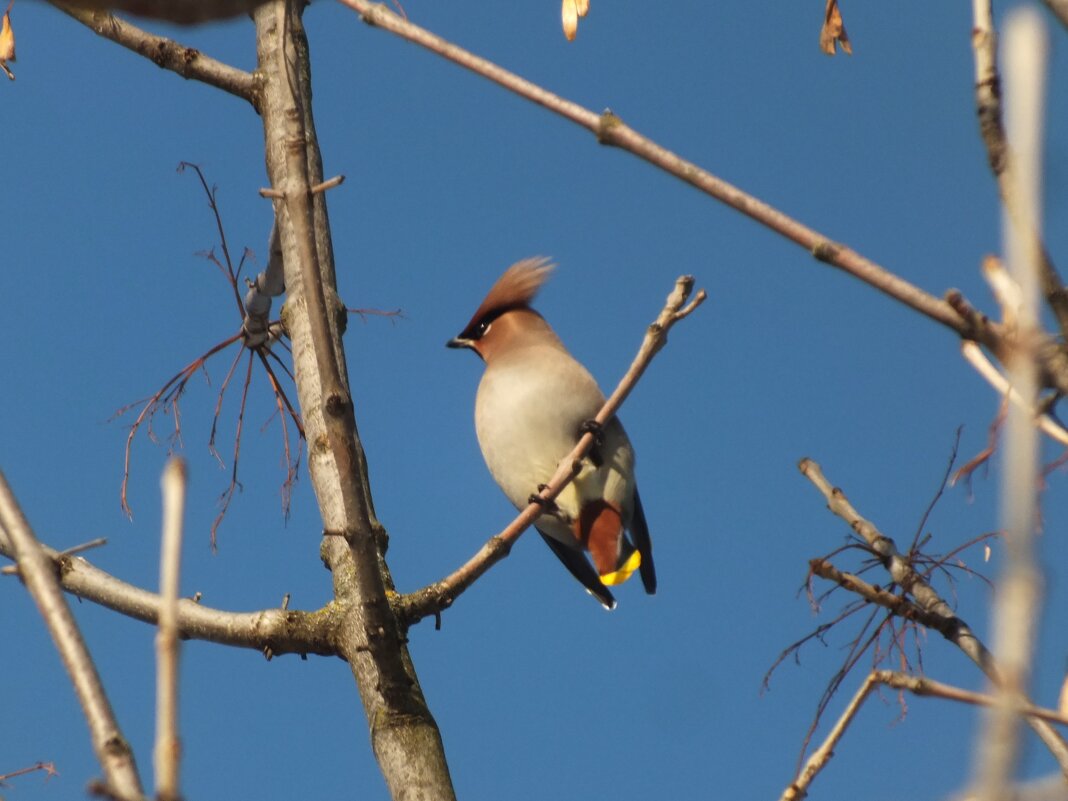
462, 257, 554, 334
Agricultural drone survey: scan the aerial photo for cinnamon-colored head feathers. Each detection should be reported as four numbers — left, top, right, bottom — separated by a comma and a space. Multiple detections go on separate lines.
462, 257, 553, 336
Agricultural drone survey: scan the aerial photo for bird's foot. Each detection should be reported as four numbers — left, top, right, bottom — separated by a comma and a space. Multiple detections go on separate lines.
528, 485, 559, 514
579, 419, 604, 467
579, 419, 604, 443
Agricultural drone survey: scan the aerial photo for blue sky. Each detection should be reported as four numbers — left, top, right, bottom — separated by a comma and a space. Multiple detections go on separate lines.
4, 1, 1068, 799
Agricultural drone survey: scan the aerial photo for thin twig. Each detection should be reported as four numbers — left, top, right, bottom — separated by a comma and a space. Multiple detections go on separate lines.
0, 470, 144, 800
0, 762, 59, 785
397, 276, 706, 623
211, 352, 254, 548
2, 537, 110, 575
179, 162, 246, 318
960, 340, 1068, 446
154, 459, 186, 801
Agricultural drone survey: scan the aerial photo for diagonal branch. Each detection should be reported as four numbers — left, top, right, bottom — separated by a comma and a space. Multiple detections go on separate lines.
397, 275, 705, 625
1042, 0, 1068, 30
54, 3, 258, 107
0, 470, 145, 801
808, 558, 959, 635
342, 0, 1068, 400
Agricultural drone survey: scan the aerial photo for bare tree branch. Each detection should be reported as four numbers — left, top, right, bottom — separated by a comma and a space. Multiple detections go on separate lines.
798, 459, 1068, 776
0, 470, 145, 801
970, 0, 1068, 338
783, 669, 1068, 801
340, 0, 1068, 400
398, 275, 705, 624
0, 762, 59, 788
0, 534, 335, 655
960, 341, 1068, 446
253, 1, 456, 797
808, 558, 958, 635
54, 3, 258, 106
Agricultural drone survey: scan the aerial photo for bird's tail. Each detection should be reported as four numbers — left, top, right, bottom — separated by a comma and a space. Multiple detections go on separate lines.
599, 544, 641, 586
581, 500, 646, 587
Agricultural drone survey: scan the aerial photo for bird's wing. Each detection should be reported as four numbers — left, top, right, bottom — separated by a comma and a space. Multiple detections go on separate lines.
537, 529, 617, 610
630, 489, 657, 595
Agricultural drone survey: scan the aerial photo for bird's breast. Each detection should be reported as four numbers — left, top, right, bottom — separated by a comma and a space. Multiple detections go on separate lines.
473, 350, 634, 528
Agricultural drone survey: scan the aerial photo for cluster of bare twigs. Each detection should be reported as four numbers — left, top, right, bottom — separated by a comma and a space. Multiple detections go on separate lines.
113, 163, 304, 547
764, 437, 996, 767
775, 448, 1068, 800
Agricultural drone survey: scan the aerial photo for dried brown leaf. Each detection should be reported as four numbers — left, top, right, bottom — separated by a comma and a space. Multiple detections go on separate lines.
561, 0, 578, 41
820, 0, 852, 56
0, 0, 15, 80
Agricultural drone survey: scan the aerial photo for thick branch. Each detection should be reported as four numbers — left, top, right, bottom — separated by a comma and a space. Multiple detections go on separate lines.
0, 471, 145, 801
0, 533, 336, 655
398, 276, 705, 623
55, 3, 258, 108
253, 2, 455, 798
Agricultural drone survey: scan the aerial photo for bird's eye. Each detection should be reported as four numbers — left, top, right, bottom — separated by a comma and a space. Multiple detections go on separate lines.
475, 320, 492, 338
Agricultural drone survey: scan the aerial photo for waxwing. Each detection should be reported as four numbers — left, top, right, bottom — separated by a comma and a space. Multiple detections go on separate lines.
447, 258, 656, 609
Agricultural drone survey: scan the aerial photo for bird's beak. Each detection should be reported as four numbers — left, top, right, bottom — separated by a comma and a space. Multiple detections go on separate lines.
446, 337, 473, 349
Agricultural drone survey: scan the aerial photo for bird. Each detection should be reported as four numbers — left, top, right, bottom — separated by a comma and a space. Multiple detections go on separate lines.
447, 257, 656, 609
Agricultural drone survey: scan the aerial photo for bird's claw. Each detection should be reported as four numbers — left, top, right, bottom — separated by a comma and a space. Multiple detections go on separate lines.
528, 486, 557, 512
579, 420, 604, 467
579, 419, 604, 444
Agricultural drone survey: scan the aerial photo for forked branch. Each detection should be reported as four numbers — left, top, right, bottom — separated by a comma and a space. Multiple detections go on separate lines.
782, 669, 1068, 801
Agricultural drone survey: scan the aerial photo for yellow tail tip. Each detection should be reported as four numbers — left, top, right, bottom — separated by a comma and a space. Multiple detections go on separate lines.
599, 550, 641, 586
